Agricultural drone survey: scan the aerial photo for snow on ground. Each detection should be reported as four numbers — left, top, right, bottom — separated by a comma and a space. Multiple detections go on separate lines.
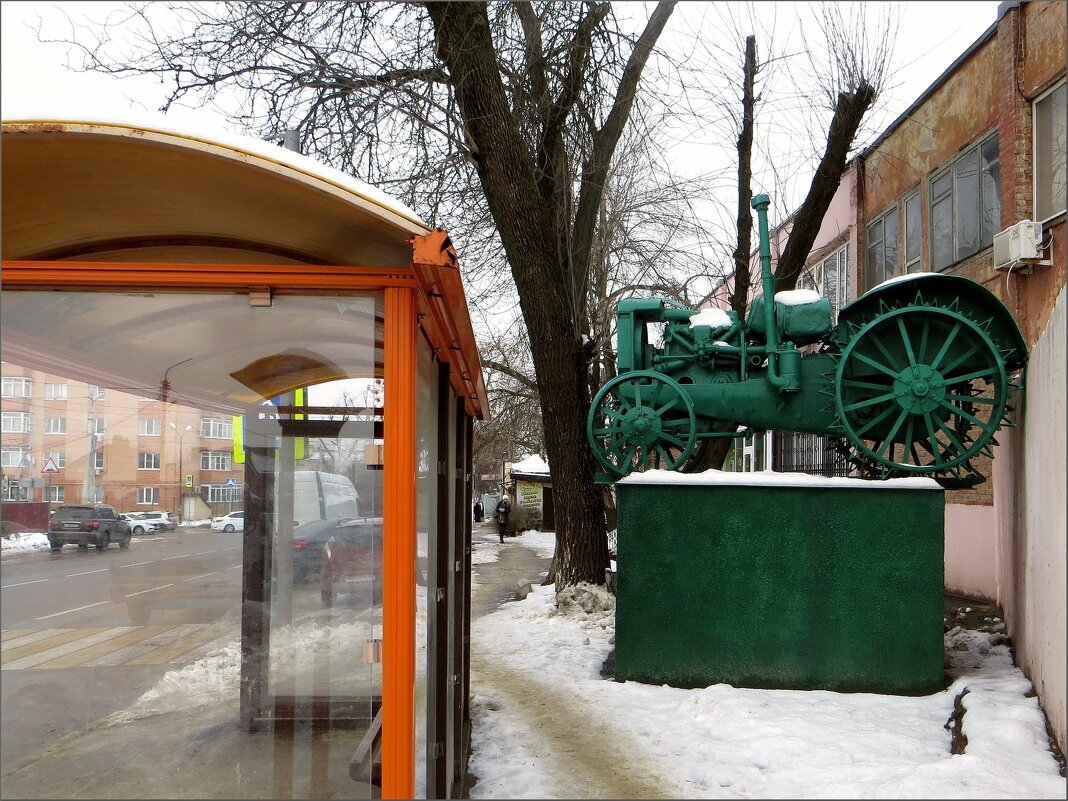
466, 580, 1066, 799
1, 532, 50, 552
60, 521, 1061, 799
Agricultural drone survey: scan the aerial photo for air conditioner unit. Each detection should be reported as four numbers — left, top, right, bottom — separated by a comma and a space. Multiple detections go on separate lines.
94, 468, 103, 475
993, 220, 1049, 271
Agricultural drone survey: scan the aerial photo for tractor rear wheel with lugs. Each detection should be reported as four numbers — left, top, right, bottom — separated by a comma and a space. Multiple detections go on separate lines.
833, 303, 1011, 485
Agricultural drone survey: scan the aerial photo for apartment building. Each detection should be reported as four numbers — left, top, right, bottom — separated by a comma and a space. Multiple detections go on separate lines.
1, 363, 243, 518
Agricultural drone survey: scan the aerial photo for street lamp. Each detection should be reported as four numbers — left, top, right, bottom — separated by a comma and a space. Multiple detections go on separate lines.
169, 423, 192, 523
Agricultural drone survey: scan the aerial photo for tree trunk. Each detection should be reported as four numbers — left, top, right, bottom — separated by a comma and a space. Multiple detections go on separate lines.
428, 2, 610, 586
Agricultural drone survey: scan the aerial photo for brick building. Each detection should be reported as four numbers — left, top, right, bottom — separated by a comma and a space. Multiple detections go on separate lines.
1, 365, 243, 520
702, 0, 1065, 750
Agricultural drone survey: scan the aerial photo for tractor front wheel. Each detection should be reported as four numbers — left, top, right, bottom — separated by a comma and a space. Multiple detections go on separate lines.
587, 370, 697, 478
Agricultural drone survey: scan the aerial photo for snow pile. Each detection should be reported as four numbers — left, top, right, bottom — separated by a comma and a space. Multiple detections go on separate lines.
107, 640, 241, 725
467, 584, 1066, 799
514, 529, 556, 558
775, 288, 823, 306
511, 453, 550, 474
1, 531, 50, 552
688, 308, 733, 329
620, 467, 940, 490
471, 540, 500, 565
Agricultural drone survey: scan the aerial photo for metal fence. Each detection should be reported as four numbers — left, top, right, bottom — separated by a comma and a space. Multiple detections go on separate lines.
772, 431, 853, 477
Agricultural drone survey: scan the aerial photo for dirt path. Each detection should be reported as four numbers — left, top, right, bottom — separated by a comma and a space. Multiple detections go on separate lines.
468, 529, 674, 799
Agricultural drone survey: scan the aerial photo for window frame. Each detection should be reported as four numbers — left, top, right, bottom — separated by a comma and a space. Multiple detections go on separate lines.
139, 418, 161, 436
1, 447, 27, 468
865, 205, 899, 290
45, 417, 67, 434
903, 191, 922, 273
200, 417, 233, 439
46, 450, 66, 468
1033, 78, 1067, 224
1, 412, 31, 433
1, 377, 32, 398
928, 130, 1001, 271
44, 382, 68, 400
200, 450, 232, 471
137, 486, 160, 505
798, 244, 848, 321
138, 452, 161, 470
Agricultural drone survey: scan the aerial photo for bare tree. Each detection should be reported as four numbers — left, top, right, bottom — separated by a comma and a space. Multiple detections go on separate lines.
56, 1, 687, 588
678, 2, 895, 471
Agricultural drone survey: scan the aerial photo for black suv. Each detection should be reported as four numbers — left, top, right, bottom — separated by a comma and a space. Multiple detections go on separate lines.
48, 504, 130, 552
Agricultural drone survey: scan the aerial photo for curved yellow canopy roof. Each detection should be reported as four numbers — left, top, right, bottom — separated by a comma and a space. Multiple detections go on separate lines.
1, 116, 429, 265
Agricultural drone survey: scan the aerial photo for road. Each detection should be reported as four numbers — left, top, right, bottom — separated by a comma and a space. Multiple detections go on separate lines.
0, 526, 245, 770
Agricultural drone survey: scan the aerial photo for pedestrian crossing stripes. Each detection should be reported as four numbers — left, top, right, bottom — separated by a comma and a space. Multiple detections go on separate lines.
0, 624, 232, 670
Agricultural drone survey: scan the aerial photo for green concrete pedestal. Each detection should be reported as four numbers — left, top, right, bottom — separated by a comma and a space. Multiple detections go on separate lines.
614, 473, 945, 695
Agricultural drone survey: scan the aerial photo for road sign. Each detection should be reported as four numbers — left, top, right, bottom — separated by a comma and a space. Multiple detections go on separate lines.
41, 457, 60, 474
185, 474, 194, 488
224, 477, 238, 488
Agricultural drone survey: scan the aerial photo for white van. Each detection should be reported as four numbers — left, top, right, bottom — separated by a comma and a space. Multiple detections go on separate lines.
291, 470, 360, 526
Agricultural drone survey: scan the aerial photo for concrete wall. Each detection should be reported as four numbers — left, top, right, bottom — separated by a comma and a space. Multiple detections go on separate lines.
995, 285, 1066, 753
944, 503, 999, 600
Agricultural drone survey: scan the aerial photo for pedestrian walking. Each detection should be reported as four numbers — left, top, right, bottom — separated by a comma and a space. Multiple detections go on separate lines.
474, 500, 484, 523
494, 495, 511, 543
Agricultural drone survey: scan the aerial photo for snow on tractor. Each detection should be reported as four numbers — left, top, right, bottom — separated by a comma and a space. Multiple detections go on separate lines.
587, 194, 1028, 488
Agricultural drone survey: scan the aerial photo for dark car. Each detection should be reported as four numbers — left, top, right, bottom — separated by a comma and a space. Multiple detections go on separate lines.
292, 518, 354, 583
319, 518, 383, 607
48, 504, 130, 552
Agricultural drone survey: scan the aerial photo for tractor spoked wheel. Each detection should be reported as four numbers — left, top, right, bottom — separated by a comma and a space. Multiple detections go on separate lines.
834, 305, 1009, 479
587, 370, 697, 478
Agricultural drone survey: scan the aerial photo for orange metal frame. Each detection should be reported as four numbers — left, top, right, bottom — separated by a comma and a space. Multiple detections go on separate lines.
2, 231, 487, 800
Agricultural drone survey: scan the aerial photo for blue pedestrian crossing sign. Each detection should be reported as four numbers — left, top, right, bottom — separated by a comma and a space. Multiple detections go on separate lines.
224, 477, 238, 488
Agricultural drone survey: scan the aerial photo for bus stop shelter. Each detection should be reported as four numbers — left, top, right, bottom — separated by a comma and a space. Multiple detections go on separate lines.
1, 115, 488, 799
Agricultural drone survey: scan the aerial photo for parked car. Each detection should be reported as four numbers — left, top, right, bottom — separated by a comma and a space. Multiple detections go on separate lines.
211, 511, 245, 532
320, 518, 383, 607
120, 513, 160, 535
134, 510, 175, 532
48, 504, 130, 552
292, 517, 355, 583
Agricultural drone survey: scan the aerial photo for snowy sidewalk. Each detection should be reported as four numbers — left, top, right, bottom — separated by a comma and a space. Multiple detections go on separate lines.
465, 529, 1066, 799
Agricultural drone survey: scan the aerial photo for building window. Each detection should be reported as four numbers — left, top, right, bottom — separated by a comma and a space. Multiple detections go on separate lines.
200, 451, 231, 471
903, 192, 922, 273
201, 483, 242, 503
46, 450, 66, 468
798, 246, 848, 321
200, 417, 233, 439
94, 452, 105, 470
138, 452, 161, 470
1, 447, 27, 468
47, 485, 65, 503
1, 412, 31, 433
92, 418, 106, 435
930, 132, 1000, 270
866, 208, 898, 289
3, 482, 26, 501
1, 377, 31, 397
44, 383, 68, 400
137, 487, 160, 504
88, 385, 106, 400
1035, 81, 1066, 222
139, 418, 161, 436
46, 417, 67, 434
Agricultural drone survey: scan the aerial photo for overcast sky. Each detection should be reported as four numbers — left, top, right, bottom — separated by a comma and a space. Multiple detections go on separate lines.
1, 1, 1003, 136
1, 0, 1004, 306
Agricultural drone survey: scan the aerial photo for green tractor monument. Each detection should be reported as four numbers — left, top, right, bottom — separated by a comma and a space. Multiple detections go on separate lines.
593, 195, 1029, 694
588, 194, 1027, 488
